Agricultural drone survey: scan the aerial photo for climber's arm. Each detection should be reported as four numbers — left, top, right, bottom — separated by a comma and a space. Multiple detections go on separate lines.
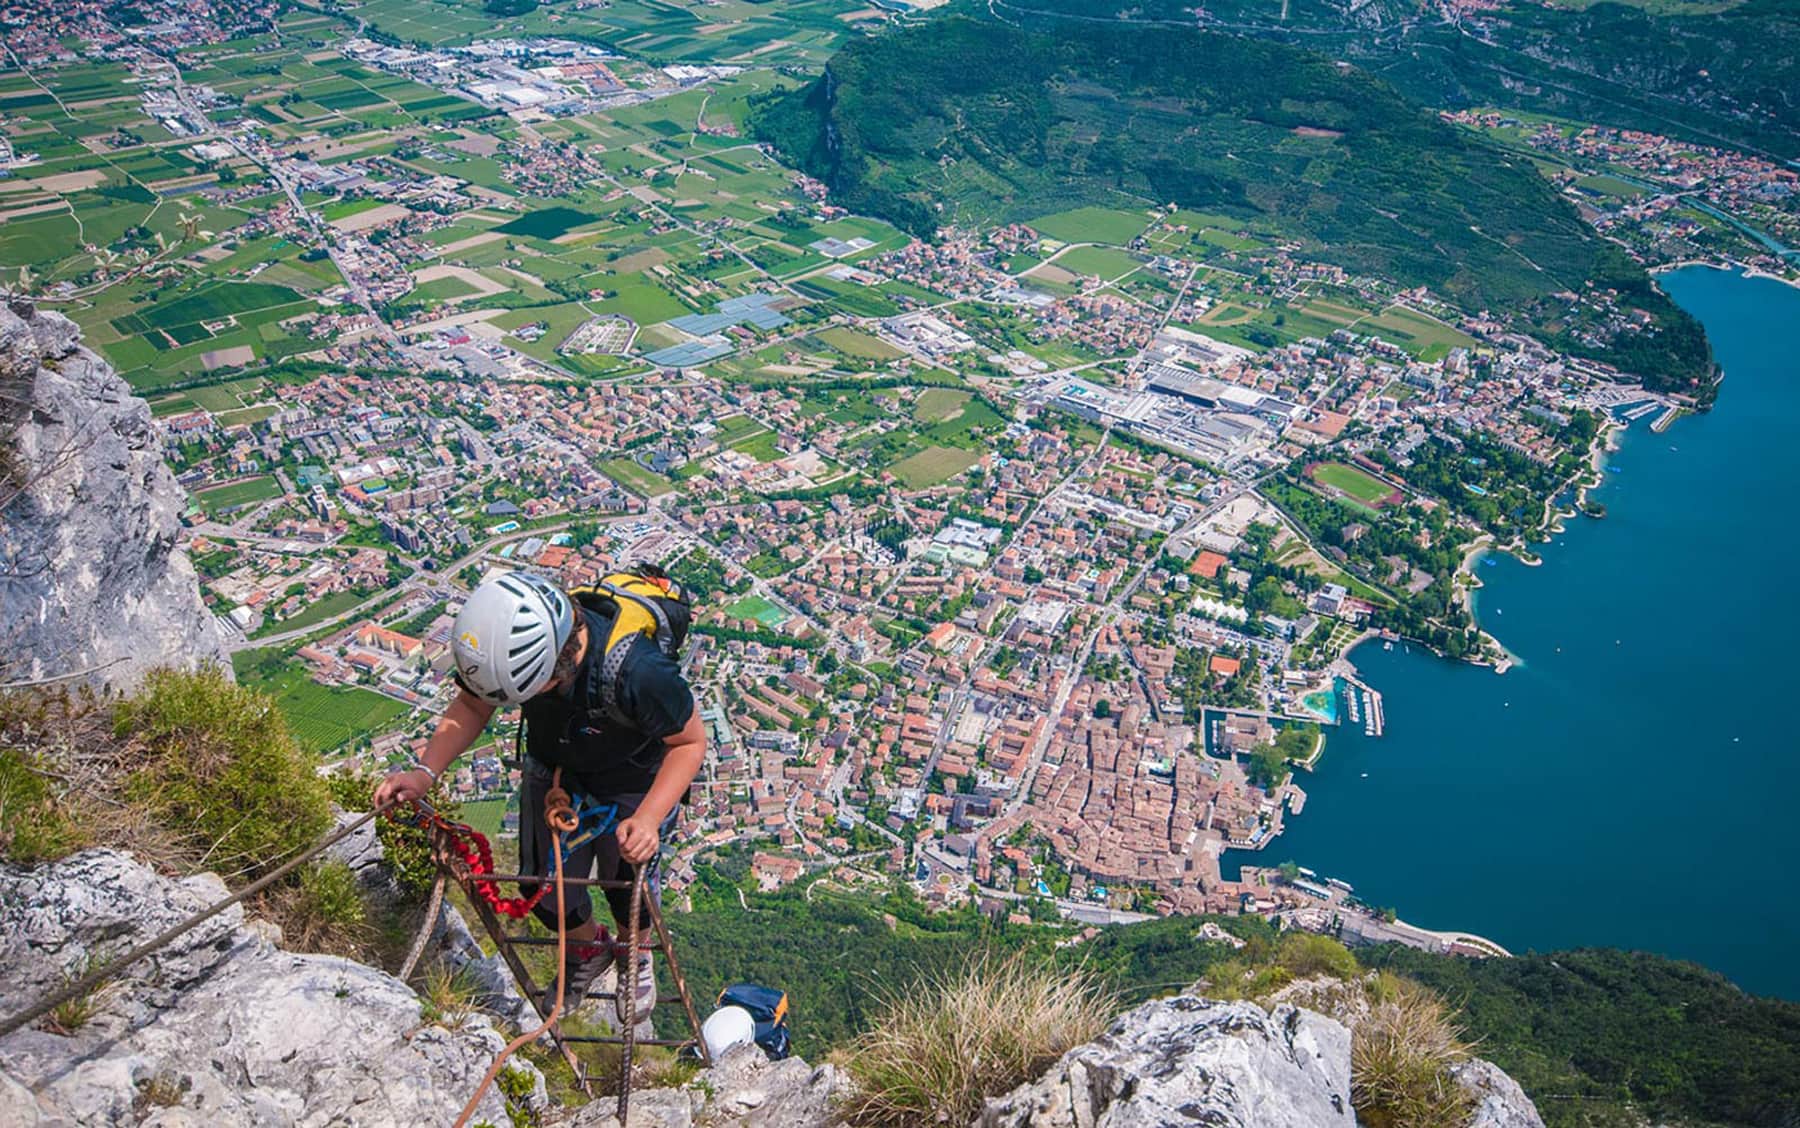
373, 689, 496, 806
615, 708, 704, 864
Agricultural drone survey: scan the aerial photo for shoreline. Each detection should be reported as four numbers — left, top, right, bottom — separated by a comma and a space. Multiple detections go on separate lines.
1654, 257, 1800, 294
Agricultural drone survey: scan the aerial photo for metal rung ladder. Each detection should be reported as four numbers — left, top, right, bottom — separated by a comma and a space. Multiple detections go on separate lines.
425, 829, 712, 1122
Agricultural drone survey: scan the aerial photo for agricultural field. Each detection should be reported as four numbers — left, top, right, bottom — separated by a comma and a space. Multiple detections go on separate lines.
601, 456, 676, 497
1031, 207, 1153, 245
1360, 306, 1479, 363
814, 326, 902, 361
251, 589, 381, 639
889, 446, 982, 489
457, 798, 511, 838
353, 0, 865, 67
238, 660, 413, 755
1051, 245, 1144, 280
913, 388, 973, 423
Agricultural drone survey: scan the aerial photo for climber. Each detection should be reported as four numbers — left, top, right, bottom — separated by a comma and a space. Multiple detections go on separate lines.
375, 566, 705, 1025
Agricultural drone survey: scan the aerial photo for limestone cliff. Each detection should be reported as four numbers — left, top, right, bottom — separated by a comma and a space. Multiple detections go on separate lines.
0, 300, 226, 691
0, 850, 532, 1127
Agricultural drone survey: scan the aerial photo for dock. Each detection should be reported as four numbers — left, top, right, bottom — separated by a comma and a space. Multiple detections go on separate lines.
1650, 404, 1683, 433
1340, 675, 1384, 737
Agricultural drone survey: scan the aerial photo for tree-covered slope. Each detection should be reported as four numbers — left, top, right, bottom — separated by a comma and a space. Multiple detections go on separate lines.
994, 0, 1800, 162
667, 870, 1800, 1127
751, 15, 1712, 391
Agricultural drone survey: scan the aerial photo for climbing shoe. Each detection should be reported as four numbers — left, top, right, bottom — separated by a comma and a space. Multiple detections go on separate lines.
615, 948, 655, 1026
542, 927, 613, 1016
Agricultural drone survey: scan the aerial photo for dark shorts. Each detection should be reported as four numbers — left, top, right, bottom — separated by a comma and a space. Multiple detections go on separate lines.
518, 759, 675, 931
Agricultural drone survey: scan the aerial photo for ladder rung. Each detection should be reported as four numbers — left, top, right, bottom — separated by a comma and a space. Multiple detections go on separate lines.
540, 993, 688, 1006
557, 1035, 697, 1047
503, 937, 660, 952
482, 872, 637, 888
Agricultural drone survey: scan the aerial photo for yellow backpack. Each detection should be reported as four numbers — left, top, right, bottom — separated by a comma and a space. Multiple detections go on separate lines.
568, 569, 692, 727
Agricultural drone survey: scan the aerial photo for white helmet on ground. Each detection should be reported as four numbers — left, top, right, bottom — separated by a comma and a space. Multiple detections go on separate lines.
451, 571, 575, 706
701, 1005, 757, 1060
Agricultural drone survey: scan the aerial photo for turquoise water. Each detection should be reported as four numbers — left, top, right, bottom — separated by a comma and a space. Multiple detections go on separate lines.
1231, 267, 1800, 998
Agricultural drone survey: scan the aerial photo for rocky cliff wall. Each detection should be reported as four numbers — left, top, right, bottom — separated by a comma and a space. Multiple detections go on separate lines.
0, 300, 226, 691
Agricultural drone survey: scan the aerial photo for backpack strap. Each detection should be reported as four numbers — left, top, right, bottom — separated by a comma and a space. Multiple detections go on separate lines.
594, 628, 639, 728
596, 578, 677, 658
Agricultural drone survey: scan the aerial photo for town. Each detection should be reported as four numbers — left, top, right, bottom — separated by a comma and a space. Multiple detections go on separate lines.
3, 0, 1762, 958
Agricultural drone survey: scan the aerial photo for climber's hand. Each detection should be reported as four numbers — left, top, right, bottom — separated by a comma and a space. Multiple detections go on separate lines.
616, 813, 660, 864
374, 769, 434, 808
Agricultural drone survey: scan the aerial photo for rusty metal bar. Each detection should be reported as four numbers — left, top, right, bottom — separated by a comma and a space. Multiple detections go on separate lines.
429, 825, 593, 1099
419, 816, 711, 1115
647, 888, 712, 1069
482, 873, 637, 888
617, 868, 646, 1123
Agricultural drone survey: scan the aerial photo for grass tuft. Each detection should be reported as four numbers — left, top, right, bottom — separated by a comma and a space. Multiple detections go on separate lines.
835, 950, 1116, 1126
1351, 974, 1476, 1128
260, 859, 372, 958
41, 957, 115, 1035
418, 960, 486, 1032
0, 745, 89, 863
115, 666, 332, 880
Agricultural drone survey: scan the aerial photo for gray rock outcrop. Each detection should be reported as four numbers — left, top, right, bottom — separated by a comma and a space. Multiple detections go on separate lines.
977, 995, 1355, 1127
1455, 1058, 1548, 1128
0, 849, 534, 1127
548, 1042, 851, 1128
0, 300, 227, 692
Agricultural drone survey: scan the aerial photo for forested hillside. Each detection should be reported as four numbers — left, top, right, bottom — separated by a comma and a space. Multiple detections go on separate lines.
668, 865, 1800, 1128
994, 0, 1800, 161
751, 15, 1713, 391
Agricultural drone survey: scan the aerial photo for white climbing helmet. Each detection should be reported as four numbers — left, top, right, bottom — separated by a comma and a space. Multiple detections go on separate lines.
450, 571, 575, 706
701, 1005, 757, 1060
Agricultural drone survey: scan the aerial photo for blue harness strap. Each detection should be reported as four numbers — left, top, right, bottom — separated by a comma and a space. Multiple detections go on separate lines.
557, 793, 622, 865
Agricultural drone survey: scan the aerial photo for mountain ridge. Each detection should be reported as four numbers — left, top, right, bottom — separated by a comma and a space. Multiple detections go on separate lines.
750, 14, 1715, 393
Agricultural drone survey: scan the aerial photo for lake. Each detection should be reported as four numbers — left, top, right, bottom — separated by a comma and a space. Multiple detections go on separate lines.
1233, 266, 1800, 999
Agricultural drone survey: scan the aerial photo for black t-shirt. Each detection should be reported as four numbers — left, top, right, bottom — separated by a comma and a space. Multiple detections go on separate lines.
520, 608, 696, 796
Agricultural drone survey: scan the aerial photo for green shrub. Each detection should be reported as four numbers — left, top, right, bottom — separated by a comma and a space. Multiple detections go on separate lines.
324, 769, 460, 896
1200, 956, 1293, 1001
0, 746, 88, 863
1351, 976, 1474, 1128
838, 951, 1116, 1126
1276, 931, 1361, 981
116, 667, 331, 879
42, 956, 116, 1035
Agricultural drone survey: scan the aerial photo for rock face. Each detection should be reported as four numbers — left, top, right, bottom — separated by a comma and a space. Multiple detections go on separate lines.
1456, 1059, 1548, 1128
549, 1042, 851, 1128
0, 300, 226, 692
0, 850, 533, 1127
978, 996, 1355, 1127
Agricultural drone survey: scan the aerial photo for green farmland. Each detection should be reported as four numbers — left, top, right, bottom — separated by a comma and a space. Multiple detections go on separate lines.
237, 661, 413, 755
